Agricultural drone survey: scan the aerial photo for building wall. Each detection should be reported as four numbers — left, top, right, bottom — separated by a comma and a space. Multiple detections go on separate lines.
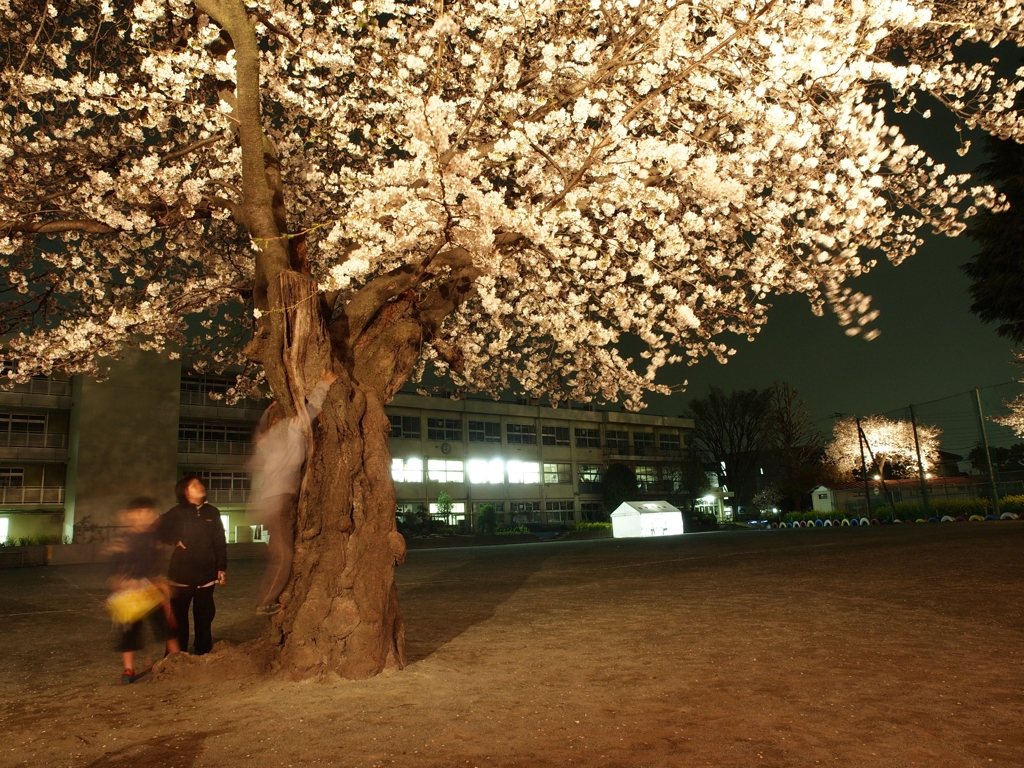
64, 349, 180, 537
0, 375, 73, 542
3, 360, 696, 540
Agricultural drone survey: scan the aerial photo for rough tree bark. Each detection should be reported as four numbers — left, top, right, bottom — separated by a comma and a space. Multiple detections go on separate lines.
252, 272, 407, 678
193, 0, 485, 679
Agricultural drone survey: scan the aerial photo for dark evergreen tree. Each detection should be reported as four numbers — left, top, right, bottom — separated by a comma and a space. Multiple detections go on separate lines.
602, 463, 639, 513
963, 137, 1024, 343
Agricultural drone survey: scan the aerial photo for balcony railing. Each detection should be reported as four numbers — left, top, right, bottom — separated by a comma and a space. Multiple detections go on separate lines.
603, 446, 684, 460
0, 432, 69, 449
178, 439, 254, 456
179, 390, 267, 409
6, 378, 71, 397
204, 487, 251, 505
0, 485, 65, 504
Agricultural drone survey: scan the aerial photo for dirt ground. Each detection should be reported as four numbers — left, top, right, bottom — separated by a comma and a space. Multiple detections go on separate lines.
2, 524, 1023, 768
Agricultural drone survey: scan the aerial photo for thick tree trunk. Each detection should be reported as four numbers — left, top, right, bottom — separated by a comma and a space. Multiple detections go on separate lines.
258, 374, 405, 679
252, 273, 408, 679
260, 375, 407, 679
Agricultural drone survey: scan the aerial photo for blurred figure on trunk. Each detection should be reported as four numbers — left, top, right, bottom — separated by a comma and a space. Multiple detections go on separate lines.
250, 368, 338, 615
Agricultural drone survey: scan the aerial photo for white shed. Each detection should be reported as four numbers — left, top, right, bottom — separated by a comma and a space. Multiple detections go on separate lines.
610, 500, 684, 538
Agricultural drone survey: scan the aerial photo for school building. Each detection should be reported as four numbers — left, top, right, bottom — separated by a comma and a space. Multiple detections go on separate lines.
0, 350, 695, 543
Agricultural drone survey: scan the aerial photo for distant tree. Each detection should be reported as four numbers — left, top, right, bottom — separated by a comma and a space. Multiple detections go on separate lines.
602, 463, 638, 513
436, 492, 454, 529
826, 416, 941, 480
751, 486, 783, 517
764, 383, 827, 510
963, 137, 1024, 344
476, 503, 497, 535
679, 446, 712, 513
968, 443, 1024, 474
687, 387, 773, 504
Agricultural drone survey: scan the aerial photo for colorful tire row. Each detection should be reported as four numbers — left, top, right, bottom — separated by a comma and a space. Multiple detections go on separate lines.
769, 513, 1024, 529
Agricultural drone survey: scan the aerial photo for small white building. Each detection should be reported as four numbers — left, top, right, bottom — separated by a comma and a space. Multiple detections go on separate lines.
610, 500, 684, 538
811, 486, 835, 514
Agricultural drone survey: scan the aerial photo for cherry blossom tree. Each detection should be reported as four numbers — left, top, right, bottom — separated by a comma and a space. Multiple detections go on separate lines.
3, 0, 1023, 678
825, 416, 941, 479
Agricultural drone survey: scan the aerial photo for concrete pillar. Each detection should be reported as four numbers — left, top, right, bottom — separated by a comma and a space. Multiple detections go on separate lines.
65, 349, 180, 538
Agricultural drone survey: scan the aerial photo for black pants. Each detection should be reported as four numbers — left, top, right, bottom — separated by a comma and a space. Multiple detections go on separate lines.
116, 603, 173, 653
171, 584, 216, 655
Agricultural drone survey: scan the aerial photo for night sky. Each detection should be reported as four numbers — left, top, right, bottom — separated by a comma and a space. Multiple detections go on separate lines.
644, 105, 1024, 458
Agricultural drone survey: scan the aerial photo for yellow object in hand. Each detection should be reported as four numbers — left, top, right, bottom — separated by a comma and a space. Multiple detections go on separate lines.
105, 582, 164, 625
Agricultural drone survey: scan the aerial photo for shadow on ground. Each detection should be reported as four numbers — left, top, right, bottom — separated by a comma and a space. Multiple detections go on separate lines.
398, 545, 551, 663
83, 729, 228, 768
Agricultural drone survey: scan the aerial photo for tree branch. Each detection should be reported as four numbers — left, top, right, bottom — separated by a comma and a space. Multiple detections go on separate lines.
0, 218, 116, 235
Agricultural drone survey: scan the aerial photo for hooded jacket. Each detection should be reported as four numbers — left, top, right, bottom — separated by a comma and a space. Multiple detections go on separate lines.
157, 501, 227, 586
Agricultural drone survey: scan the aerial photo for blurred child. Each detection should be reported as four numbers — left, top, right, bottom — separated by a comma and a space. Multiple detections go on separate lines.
107, 497, 179, 684
250, 368, 337, 615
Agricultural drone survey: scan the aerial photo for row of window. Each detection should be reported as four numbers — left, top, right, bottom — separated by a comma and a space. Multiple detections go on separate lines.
0, 468, 24, 487
391, 458, 685, 490
0, 414, 46, 435
173, 462, 677, 490
392, 458, 603, 485
397, 499, 604, 523
178, 421, 252, 443
389, 415, 682, 450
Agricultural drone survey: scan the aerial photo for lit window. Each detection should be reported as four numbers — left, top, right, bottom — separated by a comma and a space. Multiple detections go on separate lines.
220, 515, 230, 535
391, 458, 423, 483
0, 517, 7, 544
543, 463, 571, 484
429, 502, 466, 520
578, 464, 602, 484
507, 461, 540, 484
467, 458, 504, 484
428, 459, 464, 483
635, 465, 658, 490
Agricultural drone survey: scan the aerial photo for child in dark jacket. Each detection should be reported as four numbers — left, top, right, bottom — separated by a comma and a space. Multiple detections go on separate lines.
157, 476, 227, 655
107, 497, 179, 684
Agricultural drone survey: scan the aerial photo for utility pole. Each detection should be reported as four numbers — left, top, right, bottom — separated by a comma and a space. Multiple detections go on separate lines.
973, 387, 1001, 517
859, 425, 898, 516
856, 417, 873, 518
909, 404, 930, 519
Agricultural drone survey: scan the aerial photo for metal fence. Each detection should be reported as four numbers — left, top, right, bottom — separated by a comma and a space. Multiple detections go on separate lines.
0, 486, 65, 504
829, 381, 1024, 511
179, 390, 266, 409
204, 487, 251, 505
6, 378, 71, 397
177, 439, 254, 456
0, 432, 68, 449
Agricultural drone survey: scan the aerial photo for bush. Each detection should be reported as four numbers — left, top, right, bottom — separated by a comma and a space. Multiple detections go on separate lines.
575, 522, 612, 531
495, 525, 531, 535
872, 499, 991, 520
0, 534, 64, 547
476, 503, 497, 534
